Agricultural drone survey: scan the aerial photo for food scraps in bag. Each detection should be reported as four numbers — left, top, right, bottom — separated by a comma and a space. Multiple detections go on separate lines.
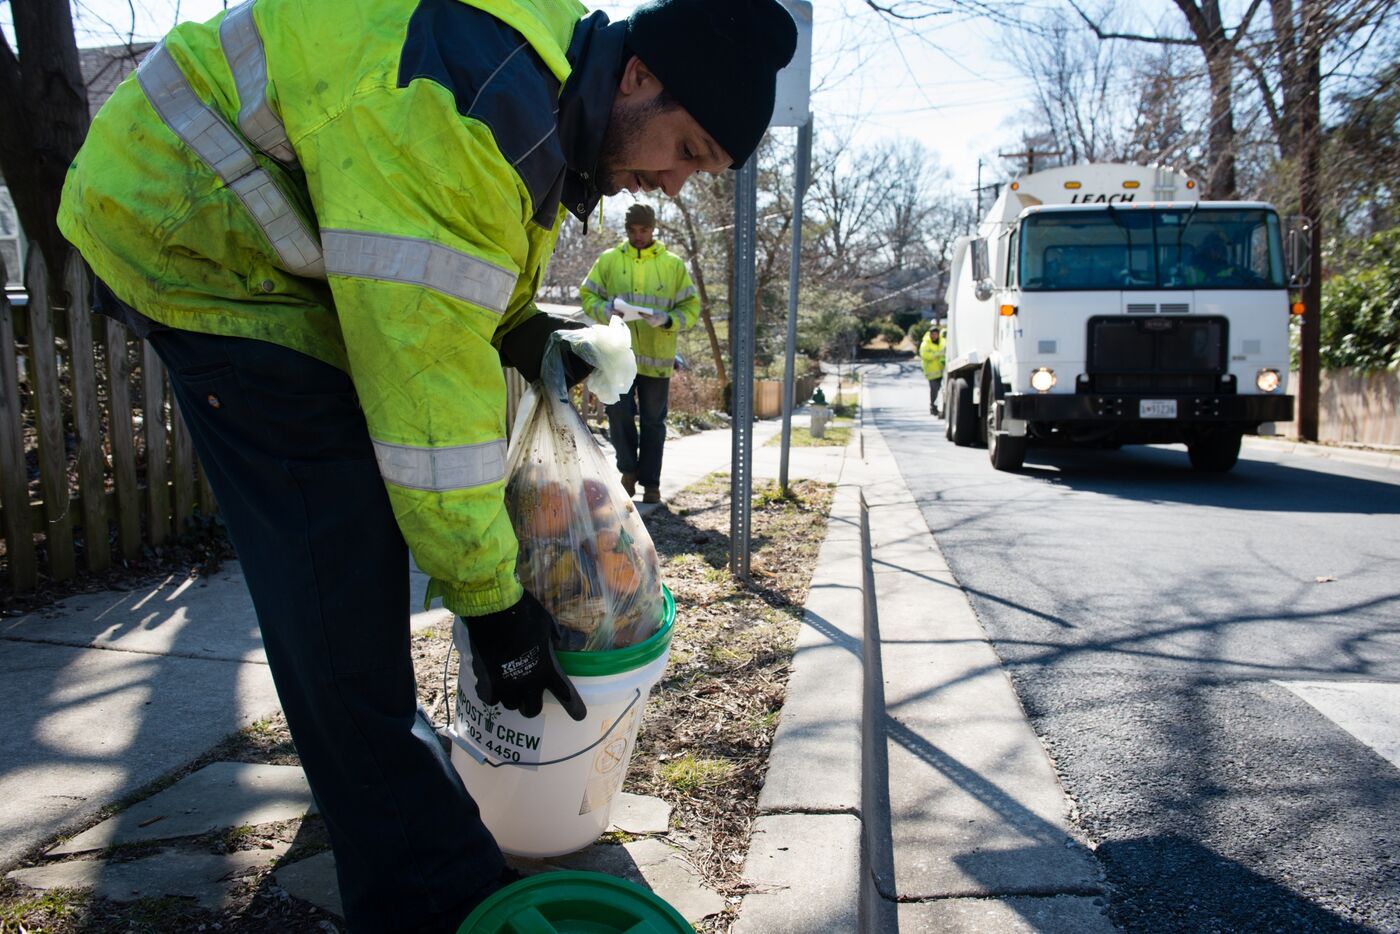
505, 389, 664, 653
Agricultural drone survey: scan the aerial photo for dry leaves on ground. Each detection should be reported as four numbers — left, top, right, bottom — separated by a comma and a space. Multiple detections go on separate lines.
1, 474, 833, 934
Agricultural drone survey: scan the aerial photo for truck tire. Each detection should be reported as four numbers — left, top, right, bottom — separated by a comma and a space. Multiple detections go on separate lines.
987, 402, 1027, 471
1187, 430, 1242, 472
950, 377, 977, 446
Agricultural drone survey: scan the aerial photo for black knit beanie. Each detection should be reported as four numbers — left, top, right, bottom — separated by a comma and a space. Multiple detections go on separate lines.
626, 0, 798, 168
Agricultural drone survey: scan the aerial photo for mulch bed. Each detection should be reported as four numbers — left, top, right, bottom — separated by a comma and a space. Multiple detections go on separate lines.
1, 474, 834, 933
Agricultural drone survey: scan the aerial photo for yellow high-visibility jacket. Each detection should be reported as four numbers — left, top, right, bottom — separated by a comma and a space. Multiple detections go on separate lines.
578, 240, 700, 378
920, 329, 946, 379
58, 0, 601, 617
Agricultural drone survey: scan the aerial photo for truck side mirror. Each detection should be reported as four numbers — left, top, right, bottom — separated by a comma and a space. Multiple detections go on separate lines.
971, 238, 993, 301
1285, 215, 1312, 288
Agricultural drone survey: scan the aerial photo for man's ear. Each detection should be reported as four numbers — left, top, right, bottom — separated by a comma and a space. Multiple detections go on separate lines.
618, 55, 661, 99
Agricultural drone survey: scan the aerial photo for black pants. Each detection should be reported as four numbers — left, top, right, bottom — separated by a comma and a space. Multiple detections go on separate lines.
928, 376, 943, 415
147, 328, 503, 932
606, 375, 670, 489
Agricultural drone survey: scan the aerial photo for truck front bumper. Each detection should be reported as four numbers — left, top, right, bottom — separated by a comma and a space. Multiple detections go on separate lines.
1005, 392, 1294, 424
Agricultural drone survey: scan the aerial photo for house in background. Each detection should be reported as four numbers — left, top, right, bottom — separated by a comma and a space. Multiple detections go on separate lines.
2, 42, 153, 305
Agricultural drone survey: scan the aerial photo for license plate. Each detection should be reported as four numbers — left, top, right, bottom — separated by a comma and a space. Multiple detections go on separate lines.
1140, 399, 1177, 419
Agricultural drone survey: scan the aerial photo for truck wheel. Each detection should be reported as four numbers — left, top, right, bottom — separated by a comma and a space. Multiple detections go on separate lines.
950, 377, 977, 447
1187, 430, 1242, 472
989, 431, 1027, 471
986, 403, 1026, 471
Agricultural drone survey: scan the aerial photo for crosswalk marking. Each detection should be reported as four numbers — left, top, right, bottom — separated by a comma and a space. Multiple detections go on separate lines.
1274, 680, 1400, 771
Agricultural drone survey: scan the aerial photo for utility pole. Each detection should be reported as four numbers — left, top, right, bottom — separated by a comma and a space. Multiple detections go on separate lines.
972, 158, 1001, 219
997, 146, 1063, 176
779, 118, 813, 495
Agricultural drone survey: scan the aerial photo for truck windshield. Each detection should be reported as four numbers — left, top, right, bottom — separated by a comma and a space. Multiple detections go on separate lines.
1018, 208, 1285, 291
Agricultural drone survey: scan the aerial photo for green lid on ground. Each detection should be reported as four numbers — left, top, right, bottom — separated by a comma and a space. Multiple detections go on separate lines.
457, 870, 693, 933
556, 586, 675, 678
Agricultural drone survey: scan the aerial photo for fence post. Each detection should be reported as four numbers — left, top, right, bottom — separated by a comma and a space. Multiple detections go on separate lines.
104, 319, 142, 559
170, 394, 195, 536
64, 254, 111, 572
0, 269, 37, 590
143, 342, 171, 545
25, 250, 77, 582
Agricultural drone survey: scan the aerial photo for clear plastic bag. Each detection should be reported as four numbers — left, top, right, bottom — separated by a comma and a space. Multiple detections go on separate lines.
504, 322, 664, 652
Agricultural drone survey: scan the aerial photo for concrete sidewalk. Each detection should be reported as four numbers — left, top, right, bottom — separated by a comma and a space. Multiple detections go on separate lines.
2, 371, 1108, 931
733, 386, 1114, 933
0, 395, 851, 922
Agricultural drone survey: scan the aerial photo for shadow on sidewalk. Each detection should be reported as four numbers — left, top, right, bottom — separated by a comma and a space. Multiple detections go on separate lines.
0, 569, 270, 877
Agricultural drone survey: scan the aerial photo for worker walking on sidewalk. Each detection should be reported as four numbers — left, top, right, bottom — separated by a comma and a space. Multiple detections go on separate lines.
58, 0, 794, 928
920, 325, 946, 416
580, 203, 701, 504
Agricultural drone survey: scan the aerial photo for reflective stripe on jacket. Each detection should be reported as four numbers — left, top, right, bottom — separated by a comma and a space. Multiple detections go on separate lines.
920, 330, 946, 379
578, 240, 700, 378
58, 0, 588, 618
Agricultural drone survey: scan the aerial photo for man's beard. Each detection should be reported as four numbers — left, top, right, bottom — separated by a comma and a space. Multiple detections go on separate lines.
595, 97, 669, 196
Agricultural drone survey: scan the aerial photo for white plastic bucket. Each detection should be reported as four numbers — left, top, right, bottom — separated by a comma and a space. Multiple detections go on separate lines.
447, 590, 674, 858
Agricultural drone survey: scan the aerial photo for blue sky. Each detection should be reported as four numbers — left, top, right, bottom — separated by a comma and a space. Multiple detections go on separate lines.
21, 1, 1338, 216
4, 0, 1040, 194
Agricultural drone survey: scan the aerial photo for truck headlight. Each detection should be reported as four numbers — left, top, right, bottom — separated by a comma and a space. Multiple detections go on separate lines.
1255, 368, 1281, 393
1030, 368, 1056, 392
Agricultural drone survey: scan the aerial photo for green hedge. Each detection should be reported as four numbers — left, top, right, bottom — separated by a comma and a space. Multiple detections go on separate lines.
1322, 228, 1400, 372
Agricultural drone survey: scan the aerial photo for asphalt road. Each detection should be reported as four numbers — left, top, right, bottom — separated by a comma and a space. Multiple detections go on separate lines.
866, 361, 1400, 934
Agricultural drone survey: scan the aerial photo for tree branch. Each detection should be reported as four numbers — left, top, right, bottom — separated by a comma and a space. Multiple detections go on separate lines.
1235, 46, 1284, 141
1229, 0, 1267, 48
1068, 0, 1196, 46
1169, 0, 1213, 47
861, 0, 952, 22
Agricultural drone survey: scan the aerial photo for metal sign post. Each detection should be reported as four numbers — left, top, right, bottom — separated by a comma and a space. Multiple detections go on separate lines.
730, 156, 759, 581
729, 0, 811, 580
779, 118, 813, 495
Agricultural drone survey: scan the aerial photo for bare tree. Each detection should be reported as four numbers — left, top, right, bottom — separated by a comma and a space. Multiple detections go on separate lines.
1125, 44, 1205, 169
1069, 0, 1267, 198
806, 133, 895, 280
0, 0, 90, 285
538, 213, 619, 305
1015, 16, 1130, 164
665, 175, 733, 386
1231, 0, 1398, 439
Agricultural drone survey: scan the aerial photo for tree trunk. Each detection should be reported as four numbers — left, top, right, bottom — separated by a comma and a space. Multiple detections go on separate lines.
1269, 0, 1301, 160
672, 197, 728, 386
1168, 0, 1238, 199
0, 0, 90, 288
1203, 39, 1239, 198
689, 257, 728, 388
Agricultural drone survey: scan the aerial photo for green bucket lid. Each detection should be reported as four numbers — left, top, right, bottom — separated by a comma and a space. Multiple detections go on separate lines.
457, 870, 693, 933
556, 586, 675, 678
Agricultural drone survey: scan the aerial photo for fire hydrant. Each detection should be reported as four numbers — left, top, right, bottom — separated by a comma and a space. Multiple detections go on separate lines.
809, 388, 830, 439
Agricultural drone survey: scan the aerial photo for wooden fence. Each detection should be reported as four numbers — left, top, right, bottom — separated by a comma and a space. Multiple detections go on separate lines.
0, 244, 828, 595
669, 371, 821, 421
1, 250, 215, 594
1284, 369, 1400, 448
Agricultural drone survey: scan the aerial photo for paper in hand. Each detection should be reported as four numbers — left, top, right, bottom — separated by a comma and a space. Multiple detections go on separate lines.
612, 298, 656, 322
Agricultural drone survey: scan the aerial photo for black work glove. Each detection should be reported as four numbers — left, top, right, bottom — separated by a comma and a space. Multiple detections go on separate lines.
464, 590, 587, 721
498, 314, 594, 387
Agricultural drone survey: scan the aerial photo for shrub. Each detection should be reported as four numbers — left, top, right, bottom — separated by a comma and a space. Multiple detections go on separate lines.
908, 319, 932, 347
1320, 228, 1400, 372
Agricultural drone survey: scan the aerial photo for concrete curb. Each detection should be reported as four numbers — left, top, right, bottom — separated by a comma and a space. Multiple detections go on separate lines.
1246, 436, 1400, 471
734, 421, 865, 934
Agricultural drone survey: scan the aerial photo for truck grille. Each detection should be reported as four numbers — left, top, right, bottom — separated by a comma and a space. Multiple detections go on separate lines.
1086, 316, 1227, 393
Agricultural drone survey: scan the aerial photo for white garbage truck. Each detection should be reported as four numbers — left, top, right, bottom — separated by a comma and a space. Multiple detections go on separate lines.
942, 163, 1310, 472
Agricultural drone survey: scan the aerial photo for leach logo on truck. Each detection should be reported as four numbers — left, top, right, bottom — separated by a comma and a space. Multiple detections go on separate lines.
1068, 193, 1136, 204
